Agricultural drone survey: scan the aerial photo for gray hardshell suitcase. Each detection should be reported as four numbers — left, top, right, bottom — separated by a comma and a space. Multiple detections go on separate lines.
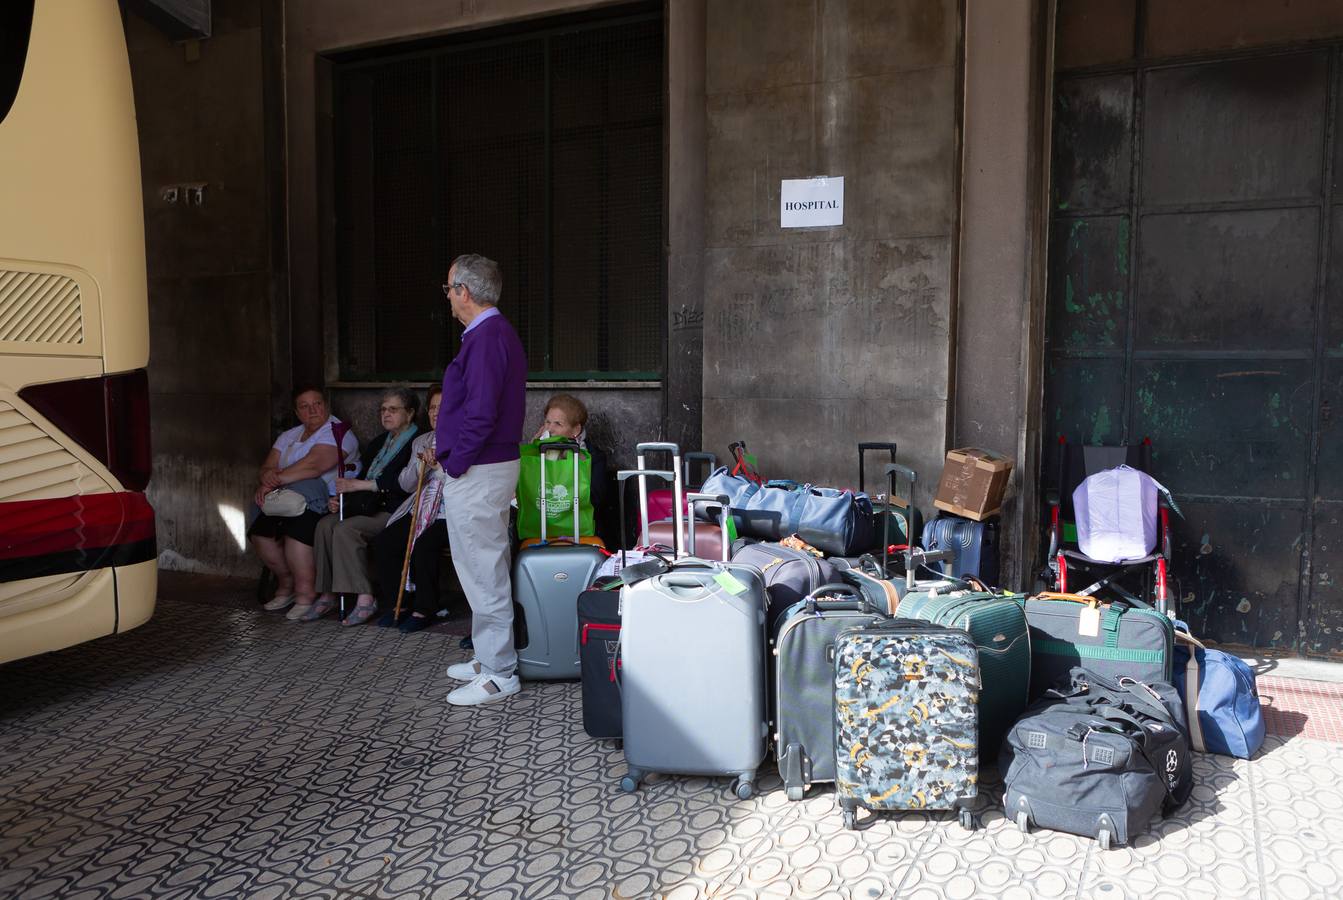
773, 582, 887, 800
619, 492, 769, 799
514, 440, 607, 681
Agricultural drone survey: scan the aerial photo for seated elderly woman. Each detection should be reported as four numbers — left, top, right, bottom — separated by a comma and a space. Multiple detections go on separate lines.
298, 387, 421, 625
373, 384, 448, 633
250, 385, 361, 613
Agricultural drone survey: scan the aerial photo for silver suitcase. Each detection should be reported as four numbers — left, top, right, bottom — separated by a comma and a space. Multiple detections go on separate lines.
514, 440, 606, 681
619, 490, 768, 799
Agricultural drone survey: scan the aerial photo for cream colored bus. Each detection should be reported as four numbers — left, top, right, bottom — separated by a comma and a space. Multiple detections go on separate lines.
0, 0, 157, 663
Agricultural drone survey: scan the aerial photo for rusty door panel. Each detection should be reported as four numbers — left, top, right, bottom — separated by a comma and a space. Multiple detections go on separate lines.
1047, 216, 1129, 350
1328, 207, 1343, 347
1052, 74, 1133, 211
1306, 508, 1343, 656
1172, 501, 1304, 652
1142, 52, 1327, 206
1137, 209, 1319, 351
1310, 359, 1343, 501
1044, 356, 1126, 446
1135, 361, 1312, 499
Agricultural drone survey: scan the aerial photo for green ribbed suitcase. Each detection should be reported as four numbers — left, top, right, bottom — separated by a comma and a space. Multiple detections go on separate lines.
897, 587, 1031, 757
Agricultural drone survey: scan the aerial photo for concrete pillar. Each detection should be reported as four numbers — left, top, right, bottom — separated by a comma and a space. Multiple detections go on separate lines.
702, 0, 961, 492
953, 0, 1052, 588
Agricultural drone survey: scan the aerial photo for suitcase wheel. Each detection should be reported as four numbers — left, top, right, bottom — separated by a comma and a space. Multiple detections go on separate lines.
958, 808, 976, 831
1097, 827, 1113, 851
786, 785, 804, 802
733, 777, 754, 801
841, 809, 858, 831
1015, 810, 1030, 834
620, 775, 640, 794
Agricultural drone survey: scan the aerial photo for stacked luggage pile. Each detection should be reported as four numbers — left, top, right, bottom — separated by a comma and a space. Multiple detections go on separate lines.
520, 440, 1266, 849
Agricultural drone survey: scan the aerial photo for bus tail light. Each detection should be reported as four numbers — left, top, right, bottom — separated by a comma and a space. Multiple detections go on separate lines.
19, 370, 152, 492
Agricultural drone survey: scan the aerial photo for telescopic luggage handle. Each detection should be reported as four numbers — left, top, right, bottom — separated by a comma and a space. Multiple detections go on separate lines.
636, 441, 683, 557
537, 439, 585, 544
858, 442, 898, 495
618, 468, 676, 550
903, 546, 955, 590
880, 462, 919, 573
684, 491, 731, 561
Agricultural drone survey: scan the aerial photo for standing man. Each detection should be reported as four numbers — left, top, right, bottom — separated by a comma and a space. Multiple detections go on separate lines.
437, 253, 528, 706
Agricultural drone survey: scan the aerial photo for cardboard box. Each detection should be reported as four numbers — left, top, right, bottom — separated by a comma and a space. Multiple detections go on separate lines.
933, 448, 1014, 521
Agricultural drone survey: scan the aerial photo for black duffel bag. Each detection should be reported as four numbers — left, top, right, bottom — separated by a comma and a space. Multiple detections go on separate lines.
1000, 667, 1192, 850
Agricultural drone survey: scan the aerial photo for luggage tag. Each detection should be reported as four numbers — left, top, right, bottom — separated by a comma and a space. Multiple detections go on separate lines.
1079, 606, 1102, 638
714, 572, 748, 595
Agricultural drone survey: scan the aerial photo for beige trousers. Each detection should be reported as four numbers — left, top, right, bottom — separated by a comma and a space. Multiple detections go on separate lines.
313, 511, 390, 595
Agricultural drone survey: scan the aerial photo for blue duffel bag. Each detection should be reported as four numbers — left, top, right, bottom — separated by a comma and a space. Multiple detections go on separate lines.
1173, 629, 1265, 759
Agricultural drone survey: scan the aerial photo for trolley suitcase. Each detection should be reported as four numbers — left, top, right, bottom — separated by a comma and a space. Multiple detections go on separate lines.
773, 582, 888, 800
1022, 592, 1174, 700
833, 618, 980, 831
731, 540, 837, 633
921, 514, 1000, 585
514, 440, 607, 681
619, 492, 768, 799
860, 443, 924, 553
897, 580, 1030, 756
578, 581, 623, 739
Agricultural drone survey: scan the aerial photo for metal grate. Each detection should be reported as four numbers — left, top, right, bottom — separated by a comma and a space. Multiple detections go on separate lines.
333, 9, 664, 382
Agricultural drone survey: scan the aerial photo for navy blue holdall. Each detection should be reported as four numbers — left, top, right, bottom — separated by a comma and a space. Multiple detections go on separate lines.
1172, 628, 1266, 759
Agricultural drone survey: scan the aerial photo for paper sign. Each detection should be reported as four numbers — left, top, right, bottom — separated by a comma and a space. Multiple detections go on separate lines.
1078, 606, 1101, 638
781, 176, 844, 228
714, 572, 749, 595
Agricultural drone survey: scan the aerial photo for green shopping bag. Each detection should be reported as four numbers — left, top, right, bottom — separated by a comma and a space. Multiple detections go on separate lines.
516, 438, 595, 540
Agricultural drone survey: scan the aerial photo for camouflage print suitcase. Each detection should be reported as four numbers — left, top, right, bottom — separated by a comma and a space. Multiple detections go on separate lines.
833, 619, 980, 831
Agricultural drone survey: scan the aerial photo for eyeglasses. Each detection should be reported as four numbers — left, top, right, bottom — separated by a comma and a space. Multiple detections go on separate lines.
441, 282, 463, 297
379, 405, 407, 414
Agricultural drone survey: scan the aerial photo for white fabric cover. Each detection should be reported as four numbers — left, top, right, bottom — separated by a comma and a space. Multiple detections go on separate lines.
1073, 465, 1160, 563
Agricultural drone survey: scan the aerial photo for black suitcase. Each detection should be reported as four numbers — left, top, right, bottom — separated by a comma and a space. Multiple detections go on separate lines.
773, 582, 888, 800
731, 541, 838, 633
578, 582, 623, 739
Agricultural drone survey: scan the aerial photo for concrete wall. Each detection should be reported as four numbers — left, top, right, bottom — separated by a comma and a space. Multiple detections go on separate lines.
953, 0, 1051, 588
701, 0, 961, 493
126, 1, 280, 574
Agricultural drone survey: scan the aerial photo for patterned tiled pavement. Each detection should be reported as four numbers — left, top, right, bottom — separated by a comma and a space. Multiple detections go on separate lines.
1, 573, 1341, 899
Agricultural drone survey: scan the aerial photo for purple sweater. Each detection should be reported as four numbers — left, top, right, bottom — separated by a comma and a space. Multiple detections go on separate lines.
436, 312, 527, 478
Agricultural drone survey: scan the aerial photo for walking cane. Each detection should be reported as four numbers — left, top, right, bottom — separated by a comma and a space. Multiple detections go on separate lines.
394, 459, 429, 624
337, 492, 346, 619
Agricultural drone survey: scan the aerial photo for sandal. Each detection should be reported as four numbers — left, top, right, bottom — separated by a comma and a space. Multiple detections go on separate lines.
300, 596, 337, 622
343, 603, 378, 627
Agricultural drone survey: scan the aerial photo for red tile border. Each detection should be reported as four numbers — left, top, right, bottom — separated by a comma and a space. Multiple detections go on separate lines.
1257, 675, 1343, 744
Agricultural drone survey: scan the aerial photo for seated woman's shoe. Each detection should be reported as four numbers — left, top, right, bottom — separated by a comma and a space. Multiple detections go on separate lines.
285, 601, 314, 621
343, 603, 378, 627
300, 596, 337, 622
459, 636, 474, 650
262, 594, 294, 612
399, 614, 433, 634
376, 609, 408, 628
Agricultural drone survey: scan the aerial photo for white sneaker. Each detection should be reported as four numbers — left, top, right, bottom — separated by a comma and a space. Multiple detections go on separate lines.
285, 603, 313, 621
446, 673, 520, 706
446, 659, 482, 681
263, 595, 294, 612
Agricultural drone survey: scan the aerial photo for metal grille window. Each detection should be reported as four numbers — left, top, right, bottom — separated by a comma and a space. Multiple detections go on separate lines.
333, 8, 664, 381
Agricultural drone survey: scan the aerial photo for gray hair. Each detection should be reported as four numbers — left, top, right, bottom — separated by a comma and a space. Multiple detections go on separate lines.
382, 386, 419, 418
450, 253, 502, 306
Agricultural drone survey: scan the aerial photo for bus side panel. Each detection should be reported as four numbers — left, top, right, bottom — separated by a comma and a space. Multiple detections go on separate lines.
115, 558, 158, 634
0, 569, 116, 664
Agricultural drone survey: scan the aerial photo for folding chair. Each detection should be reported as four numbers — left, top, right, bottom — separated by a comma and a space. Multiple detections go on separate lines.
1041, 437, 1174, 616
